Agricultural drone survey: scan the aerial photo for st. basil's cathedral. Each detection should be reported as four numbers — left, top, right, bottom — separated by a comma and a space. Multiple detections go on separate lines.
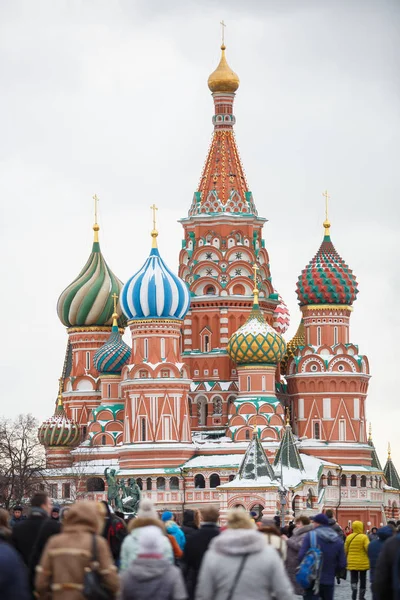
38, 42, 400, 526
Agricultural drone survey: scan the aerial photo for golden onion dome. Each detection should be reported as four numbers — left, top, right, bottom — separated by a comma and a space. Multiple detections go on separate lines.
227, 293, 286, 366
281, 320, 306, 375
208, 44, 240, 93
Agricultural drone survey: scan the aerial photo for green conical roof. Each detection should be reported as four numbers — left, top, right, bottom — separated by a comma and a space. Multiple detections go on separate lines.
238, 430, 275, 481
368, 429, 382, 471
57, 228, 125, 328
384, 445, 400, 490
274, 421, 305, 471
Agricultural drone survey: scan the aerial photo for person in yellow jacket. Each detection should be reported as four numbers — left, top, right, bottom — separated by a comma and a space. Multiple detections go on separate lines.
345, 521, 370, 600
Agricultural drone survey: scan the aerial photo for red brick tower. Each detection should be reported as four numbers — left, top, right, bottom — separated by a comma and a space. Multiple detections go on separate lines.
178, 43, 284, 432
286, 197, 371, 465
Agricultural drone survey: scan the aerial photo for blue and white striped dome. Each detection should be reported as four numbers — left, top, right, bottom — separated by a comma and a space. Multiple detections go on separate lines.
121, 247, 190, 320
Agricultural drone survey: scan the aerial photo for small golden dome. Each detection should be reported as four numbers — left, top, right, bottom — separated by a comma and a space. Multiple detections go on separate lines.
208, 44, 240, 93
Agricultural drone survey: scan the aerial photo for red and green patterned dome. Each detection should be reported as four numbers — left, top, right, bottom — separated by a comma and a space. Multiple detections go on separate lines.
296, 230, 358, 307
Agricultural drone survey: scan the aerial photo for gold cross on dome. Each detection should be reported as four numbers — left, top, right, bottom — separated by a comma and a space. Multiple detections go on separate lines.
252, 262, 259, 287
150, 204, 158, 230
322, 189, 330, 221
93, 194, 99, 224
112, 292, 118, 313
220, 20, 226, 45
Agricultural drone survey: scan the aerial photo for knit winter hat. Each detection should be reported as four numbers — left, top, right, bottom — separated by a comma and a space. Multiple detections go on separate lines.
137, 498, 158, 520
161, 510, 173, 522
138, 525, 164, 557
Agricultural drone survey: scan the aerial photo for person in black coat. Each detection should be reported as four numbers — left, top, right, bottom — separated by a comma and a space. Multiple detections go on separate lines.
373, 531, 400, 599
11, 492, 60, 595
182, 509, 200, 543
0, 539, 31, 600
183, 505, 220, 599
368, 525, 393, 599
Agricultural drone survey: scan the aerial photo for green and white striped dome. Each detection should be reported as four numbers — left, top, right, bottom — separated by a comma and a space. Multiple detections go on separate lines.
57, 227, 124, 328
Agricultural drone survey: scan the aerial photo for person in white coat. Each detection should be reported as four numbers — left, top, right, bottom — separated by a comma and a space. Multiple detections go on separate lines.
195, 508, 294, 600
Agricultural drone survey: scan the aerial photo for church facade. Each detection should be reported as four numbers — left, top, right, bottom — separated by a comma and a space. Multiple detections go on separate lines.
38, 42, 400, 527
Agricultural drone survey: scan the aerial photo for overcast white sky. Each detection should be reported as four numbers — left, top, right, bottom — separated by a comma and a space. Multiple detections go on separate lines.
0, 0, 399, 468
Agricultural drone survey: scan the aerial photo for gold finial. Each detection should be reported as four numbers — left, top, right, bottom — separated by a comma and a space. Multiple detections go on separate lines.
368, 422, 372, 442
57, 377, 63, 407
220, 20, 226, 46
253, 423, 258, 435
285, 407, 290, 426
388, 442, 392, 459
252, 263, 259, 304
111, 292, 119, 327
322, 190, 331, 236
150, 204, 158, 248
93, 194, 100, 242
207, 34, 240, 93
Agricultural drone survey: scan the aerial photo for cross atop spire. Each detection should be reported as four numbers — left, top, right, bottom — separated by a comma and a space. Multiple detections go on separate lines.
93, 194, 100, 243
322, 189, 331, 237
220, 20, 226, 46
150, 204, 158, 248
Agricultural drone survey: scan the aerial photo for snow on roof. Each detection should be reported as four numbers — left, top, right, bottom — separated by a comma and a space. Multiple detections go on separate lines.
274, 454, 329, 488
219, 476, 279, 489
183, 454, 243, 469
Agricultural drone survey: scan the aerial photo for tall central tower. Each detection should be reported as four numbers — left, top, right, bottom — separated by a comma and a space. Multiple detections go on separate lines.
178, 43, 284, 432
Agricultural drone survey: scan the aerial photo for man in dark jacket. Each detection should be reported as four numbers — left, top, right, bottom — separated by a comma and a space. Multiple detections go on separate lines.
10, 505, 26, 527
183, 505, 220, 599
0, 539, 31, 600
368, 525, 393, 599
373, 531, 400, 599
299, 513, 346, 600
182, 509, 199, 542
325, 508, 345, 541
100, 500, 127, 565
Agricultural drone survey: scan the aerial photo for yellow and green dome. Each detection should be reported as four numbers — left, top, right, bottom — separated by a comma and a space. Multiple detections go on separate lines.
227, 296, 286, 365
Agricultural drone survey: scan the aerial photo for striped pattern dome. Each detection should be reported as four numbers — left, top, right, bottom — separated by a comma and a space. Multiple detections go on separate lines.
93, 325, 131, 374
296, 235, 358, 306
121, 247, 190, 320
39, 407, 80, 447
227, 301, 286, 365
57, 240, 124, 328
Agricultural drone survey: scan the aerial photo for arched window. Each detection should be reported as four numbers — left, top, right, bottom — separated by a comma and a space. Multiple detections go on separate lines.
136, 478, 143, 490
203, 334, 210, 352
194, 474, 205, 489
205, 285, 216, 295
317, 326, 322, 346
209, 474, 220, 488
327, 471, 333, 486
141, 418, 146, 442
247, 376, 251, 392
170, 477, 179, 490
228, 474, 235, 482
245, 429, 250, 440
351, 475, 357, 487
313, 421, 321, 440
108, 384, 111, 398
86, 351, 91, 370
144, 338, 149, 360
232, 284, 245, 295
101, 434, 106, 445
360, 475, 367, 488
306, 489, 313, 509
146, 478, 152, 491
341, 474, 347, 487
81, 426, 87, 441
334, 326, 338, 345
197, 397, 207, 426
156, 477, 166, 490
160, 338, 165, 359
213, 397, 222, 415
86, 477, 105, 492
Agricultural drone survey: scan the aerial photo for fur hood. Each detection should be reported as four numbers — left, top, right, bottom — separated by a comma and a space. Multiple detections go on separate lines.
210, 528, 265, 556
291, 523, 314, 538
62, 501, 101, 534
128, 517, 165, 533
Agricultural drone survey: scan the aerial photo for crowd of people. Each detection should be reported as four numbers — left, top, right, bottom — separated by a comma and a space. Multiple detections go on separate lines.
0, 492, 399, 599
